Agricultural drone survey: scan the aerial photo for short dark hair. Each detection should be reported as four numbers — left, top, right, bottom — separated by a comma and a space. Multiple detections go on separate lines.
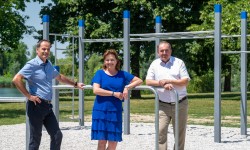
36, 39, 51, 49
157, 41, 172, 50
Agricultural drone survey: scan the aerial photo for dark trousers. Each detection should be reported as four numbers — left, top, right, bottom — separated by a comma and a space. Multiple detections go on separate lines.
27, 100, 63, 150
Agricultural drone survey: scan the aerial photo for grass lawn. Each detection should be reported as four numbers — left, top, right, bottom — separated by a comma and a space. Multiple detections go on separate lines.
0, 92, 249, 128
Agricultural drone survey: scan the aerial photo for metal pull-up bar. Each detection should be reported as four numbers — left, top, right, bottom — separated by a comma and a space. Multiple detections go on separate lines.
214, 4, 248, 143
25, 84, 180, 150
36, 5, 248, 148
51, 85, 180, 150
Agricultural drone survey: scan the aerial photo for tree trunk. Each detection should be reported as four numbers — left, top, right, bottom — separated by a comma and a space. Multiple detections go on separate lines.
130, 44, 141, 98
224, 64, 231, 92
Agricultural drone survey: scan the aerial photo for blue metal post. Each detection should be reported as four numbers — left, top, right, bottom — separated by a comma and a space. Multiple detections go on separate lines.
53, 66, 60, 121
155, 16, 161, 58
25, 83, 29, 150
214, 4, 222, 143
26, 14, 51, 150
43, 15, 49, 40
240, 11, 247, 136
123, 10, 131, 135
78, 20, 85, 126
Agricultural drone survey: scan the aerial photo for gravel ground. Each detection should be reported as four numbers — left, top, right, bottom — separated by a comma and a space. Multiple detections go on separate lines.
0, 122, 249, 150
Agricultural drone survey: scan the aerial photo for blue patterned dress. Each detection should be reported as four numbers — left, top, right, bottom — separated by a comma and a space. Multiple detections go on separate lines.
91, 69, 134, 142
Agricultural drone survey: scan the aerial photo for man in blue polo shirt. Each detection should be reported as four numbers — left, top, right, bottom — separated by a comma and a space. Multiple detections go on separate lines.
12, 39, 85, 150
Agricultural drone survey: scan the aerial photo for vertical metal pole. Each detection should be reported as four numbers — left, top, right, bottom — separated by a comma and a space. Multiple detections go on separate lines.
43, 14, 60, 122
43, 15, 49, 40
155, 16, 161, 58
25, 83, 29, 150
154, 16, 161, 150
123, 10, 130, 135
174, 90, 179, 150
52, 31, 60, 121
52, 34, 60, 122
27, 15, 52, 149
53, 66, 60, 121
240, 11, 247, 136
78, 20, 85, 126
214, 4, 222, 143
54, 35, 57, 65
154, 88, 159, 150
72, 37, 75, 119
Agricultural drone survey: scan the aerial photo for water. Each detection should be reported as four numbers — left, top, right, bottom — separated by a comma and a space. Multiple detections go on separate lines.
0, 88, 23, 97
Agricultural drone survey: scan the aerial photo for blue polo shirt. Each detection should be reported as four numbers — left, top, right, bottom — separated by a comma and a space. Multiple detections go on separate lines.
18, 56, 59, 100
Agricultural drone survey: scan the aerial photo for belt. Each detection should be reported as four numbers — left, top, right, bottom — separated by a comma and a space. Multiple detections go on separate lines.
40, 98, 51, 104
159, 96, 187, 105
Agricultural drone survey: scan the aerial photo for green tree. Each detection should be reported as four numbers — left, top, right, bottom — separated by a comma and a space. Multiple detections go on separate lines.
37, 0, 209, 95
30, 45, 37, 59
56, 57, 76, 78
1, 42, 29, 76
85, 53, 102, 84
0, 0, 35, 51
187, 0, 250, 92
0, 0, 44, 75
8, 61, 21, 76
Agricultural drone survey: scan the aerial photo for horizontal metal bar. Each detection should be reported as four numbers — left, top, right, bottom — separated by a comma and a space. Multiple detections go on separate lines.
53, 85, 161, 92
0, 97, 26, 102
156, 36, 215, 40
130, 31, 250, 39
82, 37, 156, 43
131, 31, 214, 36
49, 33, 80, 38
221, 51, 250, 54
221, 34, 250, 38
49, 31, 250, 41
59, 91, 74, 94
55, 48, 72, 50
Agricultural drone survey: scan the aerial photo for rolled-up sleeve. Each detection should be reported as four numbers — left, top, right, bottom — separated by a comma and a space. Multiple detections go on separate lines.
179, 61, 190, 80
18, 63, 33, 81
146, 63, 155, 80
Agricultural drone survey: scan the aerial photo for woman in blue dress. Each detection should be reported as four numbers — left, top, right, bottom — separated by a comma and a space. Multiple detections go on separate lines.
91, 49, 143, 150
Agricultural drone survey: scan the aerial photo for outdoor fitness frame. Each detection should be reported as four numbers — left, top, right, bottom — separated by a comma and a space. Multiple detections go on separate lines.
129, 4, 249, 143
25, 3, 248, 150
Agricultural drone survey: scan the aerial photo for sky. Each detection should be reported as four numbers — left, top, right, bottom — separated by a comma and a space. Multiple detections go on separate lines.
21, 1, 65, 58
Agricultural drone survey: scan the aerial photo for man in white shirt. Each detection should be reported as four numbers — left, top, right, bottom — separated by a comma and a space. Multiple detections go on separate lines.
146, 41, 190, 150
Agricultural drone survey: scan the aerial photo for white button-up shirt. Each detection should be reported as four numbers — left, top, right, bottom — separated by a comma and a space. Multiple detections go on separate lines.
146, 56, 190, 103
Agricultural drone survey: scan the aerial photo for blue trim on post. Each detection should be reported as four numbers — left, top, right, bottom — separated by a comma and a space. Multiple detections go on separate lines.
123, 10, 130, 18
54, 66, 60, 72
214, 4, 222, 13
78, 20, 85, 27
43, 15, 49, 22
156, 16, 162, 23
241, 11, 247, 19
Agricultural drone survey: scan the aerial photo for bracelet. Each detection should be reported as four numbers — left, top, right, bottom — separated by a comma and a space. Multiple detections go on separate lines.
74, 81, 78, 87
112, 91, 114, 96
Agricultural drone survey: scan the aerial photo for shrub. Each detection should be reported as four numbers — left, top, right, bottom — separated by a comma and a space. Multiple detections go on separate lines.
0, 76, 14, 88
188, 70, 214, 93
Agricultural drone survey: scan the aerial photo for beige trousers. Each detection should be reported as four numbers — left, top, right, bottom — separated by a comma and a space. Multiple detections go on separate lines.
158, 99, 188, 150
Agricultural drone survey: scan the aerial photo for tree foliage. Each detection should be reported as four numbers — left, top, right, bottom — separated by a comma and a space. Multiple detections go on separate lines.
187, 0, 250, 91
2, 0, 248, 92
0, 0, 43, 76
0, 0, 36, 51
36, 0, 209, 96
85, 53, 102, 84
0, 42, 29, 76
37, 0, 209, 61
